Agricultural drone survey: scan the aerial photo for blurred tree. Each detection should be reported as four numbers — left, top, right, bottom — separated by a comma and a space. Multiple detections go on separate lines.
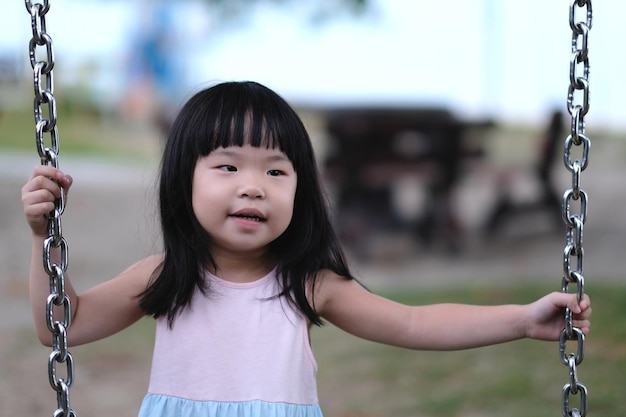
202, 0, 369, 23
120, 0, 370, 132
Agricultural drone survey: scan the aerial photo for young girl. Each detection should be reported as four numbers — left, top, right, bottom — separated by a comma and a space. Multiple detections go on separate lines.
22, 81, 592, 417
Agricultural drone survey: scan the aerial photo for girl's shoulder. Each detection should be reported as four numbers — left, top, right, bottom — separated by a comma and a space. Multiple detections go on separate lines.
310, 269, 360, 316
116, 253, 164, 289
123, 253, 163, 273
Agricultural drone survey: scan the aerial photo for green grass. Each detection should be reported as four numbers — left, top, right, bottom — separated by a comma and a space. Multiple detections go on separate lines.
312, 284, 625, 417
0, 108, 161, 162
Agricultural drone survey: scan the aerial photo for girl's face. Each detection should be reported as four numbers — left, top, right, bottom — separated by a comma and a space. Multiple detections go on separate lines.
192, 144, 297, 258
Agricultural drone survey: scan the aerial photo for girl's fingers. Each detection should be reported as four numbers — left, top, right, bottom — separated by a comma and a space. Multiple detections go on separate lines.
23, 175, 62, 200
23, 169, 72, 200
23, 189, 57, 214
562, 293, 591, 314
61, 174, 73, 190
24, 200, 56, 218
567, 294, 592, 334
30, 164, 64, 178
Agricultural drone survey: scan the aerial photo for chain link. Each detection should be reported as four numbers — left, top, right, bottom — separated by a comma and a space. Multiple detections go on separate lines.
25, 1, 77, 416
560, 1, 591, 416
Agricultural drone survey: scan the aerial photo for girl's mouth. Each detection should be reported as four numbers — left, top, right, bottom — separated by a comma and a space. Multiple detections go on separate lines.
230, 209, 266, 223
232, 214, 264, 222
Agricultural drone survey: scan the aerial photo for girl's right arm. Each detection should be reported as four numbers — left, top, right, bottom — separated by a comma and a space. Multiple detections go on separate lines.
22, 165, 159, 346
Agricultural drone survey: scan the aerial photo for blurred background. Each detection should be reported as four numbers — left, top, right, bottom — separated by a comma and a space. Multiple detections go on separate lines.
1, 1, 625, 416
1, 0, 625, 126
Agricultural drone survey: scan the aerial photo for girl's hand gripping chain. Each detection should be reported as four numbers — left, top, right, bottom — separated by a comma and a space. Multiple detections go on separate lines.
526, 291, 592, 341
22, 165, 73, 237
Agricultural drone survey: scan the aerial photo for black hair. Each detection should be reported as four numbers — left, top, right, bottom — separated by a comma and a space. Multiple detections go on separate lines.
139, 81, 353, 326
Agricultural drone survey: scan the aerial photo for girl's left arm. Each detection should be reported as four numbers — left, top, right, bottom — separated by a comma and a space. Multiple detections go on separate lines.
314, 272, 591, 351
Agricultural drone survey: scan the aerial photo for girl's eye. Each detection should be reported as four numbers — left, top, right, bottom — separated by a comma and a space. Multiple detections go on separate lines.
219, 165, 237, 172
267, 169, 284, 177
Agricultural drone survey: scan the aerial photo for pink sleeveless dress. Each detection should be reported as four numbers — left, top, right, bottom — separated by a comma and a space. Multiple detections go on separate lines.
138, 268, 323, 417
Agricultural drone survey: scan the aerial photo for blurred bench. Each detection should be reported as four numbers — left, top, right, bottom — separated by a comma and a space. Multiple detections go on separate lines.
322, 106, 494, 253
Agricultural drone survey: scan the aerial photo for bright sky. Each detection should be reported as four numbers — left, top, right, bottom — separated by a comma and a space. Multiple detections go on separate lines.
2, 0, 624, 128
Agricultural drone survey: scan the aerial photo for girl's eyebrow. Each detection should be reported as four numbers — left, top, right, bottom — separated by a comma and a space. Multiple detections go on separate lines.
210, 149, 238, 158
211, 148, 291, 162
266, 153, 291, 163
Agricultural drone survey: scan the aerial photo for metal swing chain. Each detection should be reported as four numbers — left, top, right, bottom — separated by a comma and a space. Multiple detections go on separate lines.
560, 1, 592, 417
24, 1, 77, 417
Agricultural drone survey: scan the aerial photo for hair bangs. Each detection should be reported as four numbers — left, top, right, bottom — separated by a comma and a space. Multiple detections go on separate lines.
191, 83, 305, 171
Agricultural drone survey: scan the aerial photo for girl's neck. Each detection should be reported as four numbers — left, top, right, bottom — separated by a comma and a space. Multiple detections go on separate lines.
208, 251, 276, 283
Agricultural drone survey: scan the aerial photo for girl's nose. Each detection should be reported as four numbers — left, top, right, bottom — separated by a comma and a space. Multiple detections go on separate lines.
238, 179, 265, 199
